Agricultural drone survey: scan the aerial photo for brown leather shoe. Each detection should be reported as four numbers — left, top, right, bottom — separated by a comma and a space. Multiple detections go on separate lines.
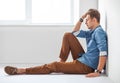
4, 66, 18, 75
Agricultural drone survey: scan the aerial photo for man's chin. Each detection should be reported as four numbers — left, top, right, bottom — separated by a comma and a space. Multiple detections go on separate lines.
88, 27, 92, 30
88, 27, 90, 29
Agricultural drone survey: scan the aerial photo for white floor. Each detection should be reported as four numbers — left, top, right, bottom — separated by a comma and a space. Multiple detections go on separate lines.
0, 67, 114, 83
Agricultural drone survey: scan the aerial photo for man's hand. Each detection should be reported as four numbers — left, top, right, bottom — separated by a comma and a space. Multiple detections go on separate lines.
81, 13, 87, 19
86, 72, 100, 77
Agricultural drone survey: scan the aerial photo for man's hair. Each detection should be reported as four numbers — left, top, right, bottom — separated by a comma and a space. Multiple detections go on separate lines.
87, 9, 100, 23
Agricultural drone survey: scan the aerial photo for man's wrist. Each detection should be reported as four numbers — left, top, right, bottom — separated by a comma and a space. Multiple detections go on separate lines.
95, 70, 102, 74
79, 18, 83, 22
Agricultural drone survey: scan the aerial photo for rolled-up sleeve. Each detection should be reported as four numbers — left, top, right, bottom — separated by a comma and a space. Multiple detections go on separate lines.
72, 30, 88, 38
95, 30, 108, 56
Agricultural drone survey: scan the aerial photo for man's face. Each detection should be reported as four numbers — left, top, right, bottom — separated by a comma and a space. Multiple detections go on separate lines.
85, 15, 94, 29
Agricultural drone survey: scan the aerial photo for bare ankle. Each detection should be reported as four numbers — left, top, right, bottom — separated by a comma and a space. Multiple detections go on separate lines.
60, 59, 65, 62
17, 68, 26, 74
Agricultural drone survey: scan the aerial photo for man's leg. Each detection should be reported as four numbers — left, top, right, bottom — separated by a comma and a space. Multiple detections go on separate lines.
25, 60, 94, 74
4, 60, 94, 74
59, 32, 85, 62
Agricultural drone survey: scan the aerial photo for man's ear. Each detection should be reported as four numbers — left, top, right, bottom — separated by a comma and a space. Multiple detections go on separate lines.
93, 17, 97, 22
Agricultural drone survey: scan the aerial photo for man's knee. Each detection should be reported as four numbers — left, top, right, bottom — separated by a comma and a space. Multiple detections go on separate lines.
64, 32, 73, 38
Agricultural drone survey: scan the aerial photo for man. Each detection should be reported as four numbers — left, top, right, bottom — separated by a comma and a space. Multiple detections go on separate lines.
4, 9, 108, 77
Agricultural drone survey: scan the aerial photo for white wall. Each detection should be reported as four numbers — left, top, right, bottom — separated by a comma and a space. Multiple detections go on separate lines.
99, 0, 120, 83
0, 0, 98, 64
0, 26, 72, 63
107, 0, 120, 83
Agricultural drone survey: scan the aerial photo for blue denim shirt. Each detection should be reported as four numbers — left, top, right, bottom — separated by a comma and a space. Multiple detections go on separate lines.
73, 25, 108, 69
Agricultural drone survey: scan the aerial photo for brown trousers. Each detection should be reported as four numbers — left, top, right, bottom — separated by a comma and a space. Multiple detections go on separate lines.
26, 33, 94, 74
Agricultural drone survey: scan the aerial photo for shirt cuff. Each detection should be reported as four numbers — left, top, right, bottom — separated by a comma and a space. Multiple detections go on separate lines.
72, 31, 80, 36
100, 51, 107, 56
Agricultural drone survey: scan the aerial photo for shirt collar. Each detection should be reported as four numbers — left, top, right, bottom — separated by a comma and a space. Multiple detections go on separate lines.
90, 25, 101, 33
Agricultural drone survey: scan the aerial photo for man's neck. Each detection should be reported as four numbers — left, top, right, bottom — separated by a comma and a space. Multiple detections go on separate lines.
92, 23, 100, 30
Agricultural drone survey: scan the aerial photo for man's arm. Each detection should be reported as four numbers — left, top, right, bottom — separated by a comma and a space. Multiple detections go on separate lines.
73, 13, 87, 32
97, 56, 107, 72
73, 21, 82, 32
86, 56, 107, 77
